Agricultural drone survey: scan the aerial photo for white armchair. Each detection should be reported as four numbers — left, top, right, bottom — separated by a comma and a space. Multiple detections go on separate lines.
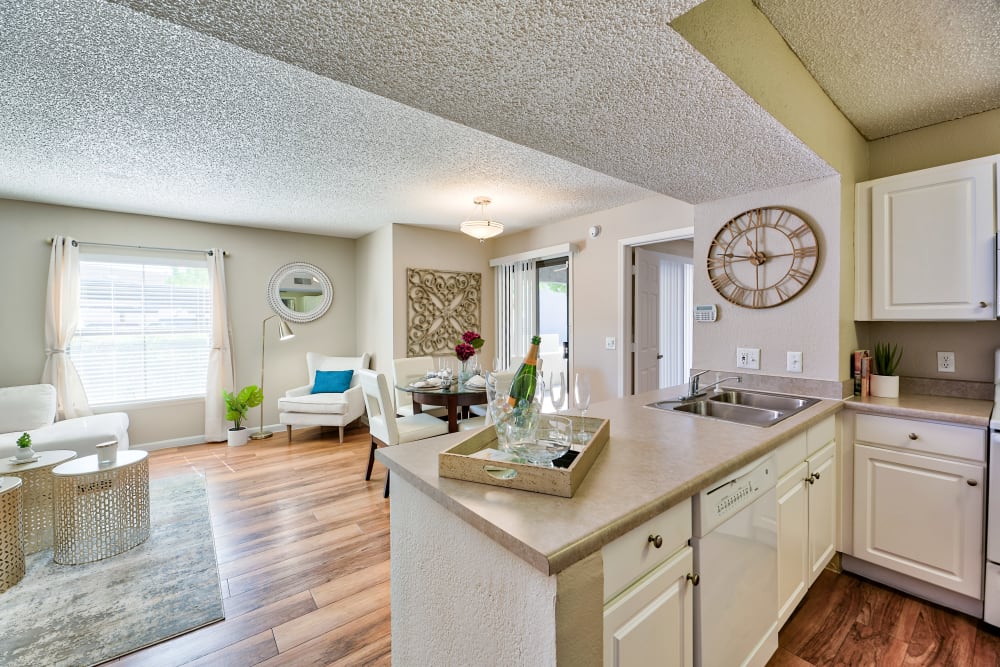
278, 353, 371, 444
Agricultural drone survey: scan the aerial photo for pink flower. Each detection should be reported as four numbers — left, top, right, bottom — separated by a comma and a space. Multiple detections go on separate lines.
462, 330, 481, 344
455, 343, 476, 361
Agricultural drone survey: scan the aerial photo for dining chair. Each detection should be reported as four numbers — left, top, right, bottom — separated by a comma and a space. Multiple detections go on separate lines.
391, 356, 447, 418
358, 370, 449, 498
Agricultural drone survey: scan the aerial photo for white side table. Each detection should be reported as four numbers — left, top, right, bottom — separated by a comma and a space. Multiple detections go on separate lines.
52, 451, 150, 565
0, 450, 77, 554
0, 477, 25, 592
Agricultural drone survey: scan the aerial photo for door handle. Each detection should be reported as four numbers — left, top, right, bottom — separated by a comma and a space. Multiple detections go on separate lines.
656, 354, 664, 359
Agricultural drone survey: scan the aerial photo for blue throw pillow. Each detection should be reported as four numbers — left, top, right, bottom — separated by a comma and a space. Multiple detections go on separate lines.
311, 370, 354, 394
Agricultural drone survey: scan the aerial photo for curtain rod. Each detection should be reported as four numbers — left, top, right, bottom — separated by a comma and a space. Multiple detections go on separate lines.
45, 238, 227, 256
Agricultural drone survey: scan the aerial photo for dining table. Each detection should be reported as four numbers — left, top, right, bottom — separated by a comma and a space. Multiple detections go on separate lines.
399, 381, 487, 433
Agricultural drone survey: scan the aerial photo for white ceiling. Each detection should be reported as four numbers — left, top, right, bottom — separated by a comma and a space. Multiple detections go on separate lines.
1, 0, 836, 238
754, 0, 1000, 140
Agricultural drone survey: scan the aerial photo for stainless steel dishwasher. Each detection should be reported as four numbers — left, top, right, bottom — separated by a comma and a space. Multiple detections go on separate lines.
692, 455, 779, 667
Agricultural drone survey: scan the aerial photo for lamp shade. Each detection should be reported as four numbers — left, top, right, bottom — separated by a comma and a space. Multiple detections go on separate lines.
277, 319, 295, 341
460, 219, 504, 240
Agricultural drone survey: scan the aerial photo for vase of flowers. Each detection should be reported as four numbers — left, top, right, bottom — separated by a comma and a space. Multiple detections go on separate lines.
455, 331, 485, 383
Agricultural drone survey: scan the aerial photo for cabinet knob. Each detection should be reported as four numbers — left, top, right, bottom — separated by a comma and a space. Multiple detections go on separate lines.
686, 572, 700, 586
907, 433, 918, 440
804, 476, 815, 485
648, 534, 663, 549
980, 301, 989, 308
968, 479, 979, 487
812, 472, 821, 481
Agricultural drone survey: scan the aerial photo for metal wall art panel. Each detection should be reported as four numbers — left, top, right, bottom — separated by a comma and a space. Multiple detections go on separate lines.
406, 268, 481, 357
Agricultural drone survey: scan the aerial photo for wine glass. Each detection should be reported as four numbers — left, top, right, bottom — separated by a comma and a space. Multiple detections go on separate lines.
523, 415, 572, 467
574, 372, 591, 442
548, 371, 567, 415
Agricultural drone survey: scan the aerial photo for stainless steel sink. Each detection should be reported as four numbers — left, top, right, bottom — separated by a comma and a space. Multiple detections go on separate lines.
646, 389, 818, 427
709, 390, 818, 412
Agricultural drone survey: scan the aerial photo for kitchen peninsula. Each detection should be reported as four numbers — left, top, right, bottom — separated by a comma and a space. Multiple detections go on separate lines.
377, 385, 842, 666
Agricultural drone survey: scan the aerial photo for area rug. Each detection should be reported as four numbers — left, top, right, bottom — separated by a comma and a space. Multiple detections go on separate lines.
0, 473, 224, 667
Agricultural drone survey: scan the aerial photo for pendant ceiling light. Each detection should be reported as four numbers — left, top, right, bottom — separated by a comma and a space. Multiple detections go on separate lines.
460, 196, 504, 241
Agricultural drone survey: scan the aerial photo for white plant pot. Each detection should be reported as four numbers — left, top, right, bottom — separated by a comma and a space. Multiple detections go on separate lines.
228, 427, 250, 447
870, 374, 899, 399
15, 446, 35, 460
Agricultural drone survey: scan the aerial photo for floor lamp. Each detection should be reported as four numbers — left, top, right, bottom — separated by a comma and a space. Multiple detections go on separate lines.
251, 314, 295, 440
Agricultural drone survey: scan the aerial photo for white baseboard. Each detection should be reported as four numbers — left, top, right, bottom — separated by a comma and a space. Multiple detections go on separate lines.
132, 422, 287, 451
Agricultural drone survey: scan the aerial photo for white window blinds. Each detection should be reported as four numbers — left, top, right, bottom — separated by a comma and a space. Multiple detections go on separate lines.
494, 259, 537, 368
70, 250, 212, 406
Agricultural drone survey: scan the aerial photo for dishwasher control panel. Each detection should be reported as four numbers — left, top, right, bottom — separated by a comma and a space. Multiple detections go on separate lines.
693, 455, 775, 536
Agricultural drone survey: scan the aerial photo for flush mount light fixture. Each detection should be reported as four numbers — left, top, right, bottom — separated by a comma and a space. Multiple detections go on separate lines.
460, 196, 504, 241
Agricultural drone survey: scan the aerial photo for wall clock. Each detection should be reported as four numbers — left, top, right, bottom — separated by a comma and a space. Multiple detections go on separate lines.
706, 206, 819, 309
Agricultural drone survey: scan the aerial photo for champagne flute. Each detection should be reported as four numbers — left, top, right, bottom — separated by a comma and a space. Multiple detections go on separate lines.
574, 372, 591, 442
549, 371, 567, 415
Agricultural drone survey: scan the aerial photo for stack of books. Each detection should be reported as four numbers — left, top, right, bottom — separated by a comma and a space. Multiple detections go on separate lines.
852, 350, 871, 397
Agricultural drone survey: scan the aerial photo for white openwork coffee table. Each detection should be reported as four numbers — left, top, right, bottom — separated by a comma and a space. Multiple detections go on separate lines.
0, 449, 76, 554
52, 450, 150, 565
0, 476, 25, 592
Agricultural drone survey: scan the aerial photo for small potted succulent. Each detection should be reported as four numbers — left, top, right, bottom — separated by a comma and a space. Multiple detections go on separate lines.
871, 342, 902, 398
223, 385, 263, 447
15, 432, 35, 461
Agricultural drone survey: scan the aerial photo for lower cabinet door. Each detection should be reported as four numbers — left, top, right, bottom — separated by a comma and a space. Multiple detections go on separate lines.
777, 461, 809, 625
807, 442, 837, 584
854, 444, 984, 597
603, 545, 693, 667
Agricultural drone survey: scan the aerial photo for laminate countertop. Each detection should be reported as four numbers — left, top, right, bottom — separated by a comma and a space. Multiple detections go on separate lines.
843, 393, 993, 428
377, 385, 842, 576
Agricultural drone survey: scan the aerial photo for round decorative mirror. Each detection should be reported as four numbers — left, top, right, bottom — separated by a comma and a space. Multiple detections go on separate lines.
266, 262, 333, 323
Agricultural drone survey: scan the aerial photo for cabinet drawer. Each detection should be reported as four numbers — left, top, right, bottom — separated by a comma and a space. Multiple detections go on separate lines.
602, 498, 691, 603
855, 413, 985, 462
808, 416, 836, 456
774, 432, 808, 479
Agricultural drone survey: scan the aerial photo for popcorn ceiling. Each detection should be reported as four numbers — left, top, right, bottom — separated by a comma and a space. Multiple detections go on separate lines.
755, 0, 1000, 140
0, 0, 834, 236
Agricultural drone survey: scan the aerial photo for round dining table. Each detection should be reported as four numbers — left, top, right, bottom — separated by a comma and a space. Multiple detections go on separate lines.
398, 381, 487, 433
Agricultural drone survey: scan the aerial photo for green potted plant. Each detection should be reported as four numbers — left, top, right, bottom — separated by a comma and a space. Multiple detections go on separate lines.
871, 342, 902, 398
15, 432, 35, 461
223, 385, 263, 447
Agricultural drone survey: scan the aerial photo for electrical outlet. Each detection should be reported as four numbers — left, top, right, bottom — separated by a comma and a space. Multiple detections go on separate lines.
605, 337, 616, 350
937, 351, 955, 373
787, 351, 803, 373
736, 347, 760, 370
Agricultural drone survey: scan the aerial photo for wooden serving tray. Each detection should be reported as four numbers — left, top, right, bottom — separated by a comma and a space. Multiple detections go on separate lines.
438, 417, 609, 497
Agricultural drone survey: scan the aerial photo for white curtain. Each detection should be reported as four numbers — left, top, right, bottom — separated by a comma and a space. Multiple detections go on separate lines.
494, 259, 537, 368
42, 236, 92, 419
205, 249, 234, 442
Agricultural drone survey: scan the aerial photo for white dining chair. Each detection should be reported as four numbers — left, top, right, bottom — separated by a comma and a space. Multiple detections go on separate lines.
359, 370, 449, 497
391, 356, 447, 418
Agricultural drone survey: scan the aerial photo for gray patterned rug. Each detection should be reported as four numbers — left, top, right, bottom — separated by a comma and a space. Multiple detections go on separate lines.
0, 473, 224, 666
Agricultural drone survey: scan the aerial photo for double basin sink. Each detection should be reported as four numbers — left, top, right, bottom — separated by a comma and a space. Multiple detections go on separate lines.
647, 389, 818, 427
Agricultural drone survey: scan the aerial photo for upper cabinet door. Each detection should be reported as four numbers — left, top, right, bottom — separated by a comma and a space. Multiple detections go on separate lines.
868, 161, 996, 320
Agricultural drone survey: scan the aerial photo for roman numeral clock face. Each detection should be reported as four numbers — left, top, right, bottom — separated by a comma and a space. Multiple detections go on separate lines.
707, 207, 819, 309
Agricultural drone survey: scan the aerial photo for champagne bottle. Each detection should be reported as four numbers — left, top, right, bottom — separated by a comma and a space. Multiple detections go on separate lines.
508, 335, 542, 407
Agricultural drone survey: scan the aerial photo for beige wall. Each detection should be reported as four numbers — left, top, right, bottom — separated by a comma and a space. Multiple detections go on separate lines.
673, 0, 869, 382
492, 195, 695, 403
0, 198, 356, 445
868, 108, 1000, 179
356, 224, 394, 373
391, 224, 496, 371
694, 176, 842, 380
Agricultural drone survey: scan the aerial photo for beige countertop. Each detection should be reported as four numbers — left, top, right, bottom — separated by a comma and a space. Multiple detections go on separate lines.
377, 385, 842, 576
843, 393, 993, 428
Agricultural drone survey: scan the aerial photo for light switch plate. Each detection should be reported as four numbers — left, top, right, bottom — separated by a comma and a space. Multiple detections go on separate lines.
736, 347, 760, 370
787, 351, 803, 373
605, 337, 616, 350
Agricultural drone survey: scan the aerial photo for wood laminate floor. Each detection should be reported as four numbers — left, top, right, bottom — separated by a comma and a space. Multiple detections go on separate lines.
769, 568, 1000, 667
110, 426, 392, 666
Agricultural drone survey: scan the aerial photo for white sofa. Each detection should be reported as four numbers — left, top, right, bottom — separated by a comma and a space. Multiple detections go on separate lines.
278, 353, 371, 443
0, 384, 130, 460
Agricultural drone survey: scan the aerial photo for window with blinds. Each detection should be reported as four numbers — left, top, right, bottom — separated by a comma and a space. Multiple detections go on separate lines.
70, 250, 212, 406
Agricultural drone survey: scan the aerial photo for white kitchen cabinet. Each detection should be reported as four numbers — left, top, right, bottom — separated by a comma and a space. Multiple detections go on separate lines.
603, 499, 693, 667
775, 417, 838, 625
852, 415, 985, 599
855, 155, 997, 320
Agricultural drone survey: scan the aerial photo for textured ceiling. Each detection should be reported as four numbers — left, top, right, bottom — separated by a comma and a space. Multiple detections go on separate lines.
754, 0, 1000, 140
0, 0, 834, 237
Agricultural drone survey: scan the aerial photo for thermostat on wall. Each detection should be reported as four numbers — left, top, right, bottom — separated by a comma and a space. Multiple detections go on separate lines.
694, 304, 718, 322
